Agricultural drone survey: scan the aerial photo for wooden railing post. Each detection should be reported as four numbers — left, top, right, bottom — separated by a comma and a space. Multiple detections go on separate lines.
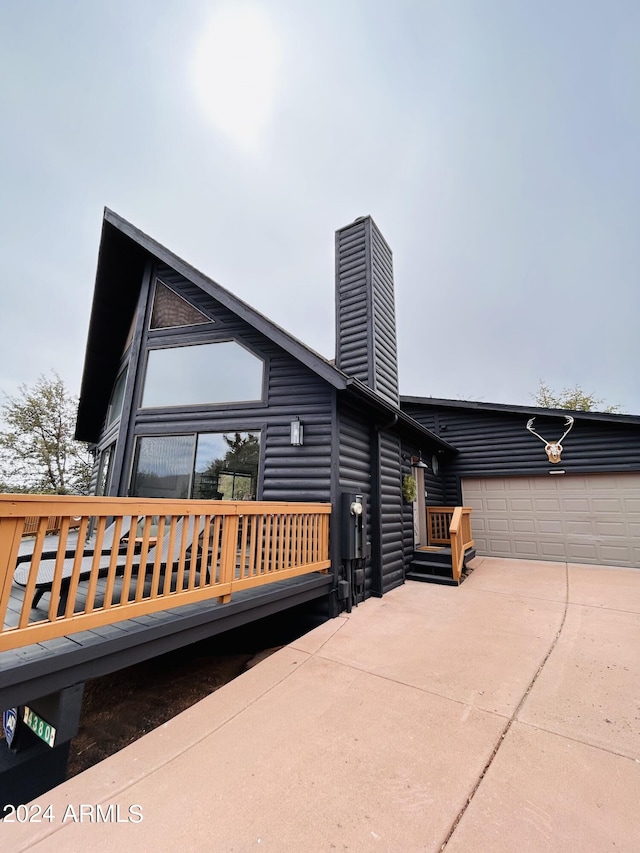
217, 513, 239, 603
0, 517, 24, 635
448, 507, 474, 583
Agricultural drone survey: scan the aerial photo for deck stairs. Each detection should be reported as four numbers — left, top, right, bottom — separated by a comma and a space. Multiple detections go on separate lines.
406, 544, 476, 587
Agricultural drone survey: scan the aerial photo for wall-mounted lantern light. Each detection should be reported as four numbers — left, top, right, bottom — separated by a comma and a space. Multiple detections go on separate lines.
411, 454, 428, 469
290, 417, 304, 446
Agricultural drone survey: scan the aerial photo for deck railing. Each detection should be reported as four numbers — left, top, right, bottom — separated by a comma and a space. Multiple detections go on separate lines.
449, 507, 474, 582
426, 505, 474, 582
0, 495, 331, 652
426, 507, 455, 545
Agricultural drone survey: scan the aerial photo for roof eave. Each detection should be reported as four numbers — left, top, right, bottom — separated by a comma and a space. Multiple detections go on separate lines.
347, 380, 457, 452
400, 395, 640, 426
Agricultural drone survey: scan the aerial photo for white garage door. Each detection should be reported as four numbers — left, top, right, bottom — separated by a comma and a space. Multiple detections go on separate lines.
462, 474, 640, 568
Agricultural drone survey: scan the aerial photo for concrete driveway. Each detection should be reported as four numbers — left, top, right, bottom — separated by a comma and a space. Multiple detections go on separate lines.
4, 557, 640, 852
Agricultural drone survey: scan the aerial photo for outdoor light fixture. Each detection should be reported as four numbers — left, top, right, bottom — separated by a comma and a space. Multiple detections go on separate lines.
412, 455, 428, 469
290, 417, 304, 446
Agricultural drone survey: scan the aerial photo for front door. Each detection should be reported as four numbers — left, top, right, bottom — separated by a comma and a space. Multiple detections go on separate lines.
413, 466, 428, 547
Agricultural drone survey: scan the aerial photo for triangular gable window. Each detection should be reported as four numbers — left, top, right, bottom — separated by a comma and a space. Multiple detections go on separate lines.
150, 280, 212, 329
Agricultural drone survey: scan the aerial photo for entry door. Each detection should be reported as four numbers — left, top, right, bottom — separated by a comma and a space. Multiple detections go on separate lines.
413, 466, 428, 547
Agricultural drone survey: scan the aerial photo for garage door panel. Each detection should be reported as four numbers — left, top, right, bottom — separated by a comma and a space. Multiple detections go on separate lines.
567, 543, 598, 561
538, 520, 563, 534
561, 477, 590, 490
532, 479, 555, 490
599, 545, 633, 563
462, 474, 640, 569
512, 519, 535, 533
484, 480, 508, 491
488, 538, 513, 554
540, 542, 568, 559
565, 521, 593, 535
534, 499, 561, 512
486, 499, 508, 511
595, 521, 627, 536
514, 541, 538, 556
592, 498, 623, 513
511, 499, 533, 511
562, 498, 591, 512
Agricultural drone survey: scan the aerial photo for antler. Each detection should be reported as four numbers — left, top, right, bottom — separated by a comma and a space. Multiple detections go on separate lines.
558, 415, 574, 444
526, 418, 548, 444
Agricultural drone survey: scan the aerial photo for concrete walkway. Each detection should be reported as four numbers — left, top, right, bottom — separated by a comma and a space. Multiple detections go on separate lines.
4, 557, 640, 851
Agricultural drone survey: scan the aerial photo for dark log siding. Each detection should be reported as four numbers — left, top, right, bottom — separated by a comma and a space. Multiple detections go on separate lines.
94, 264, 333, 505
424, 466, 447, 506
335, 221, 369, 383
335, 218, 399, 407
403, 402, 640, 505
378, 432, 404, 593
370, 224, 399, 406
338, 403, 373, 595
261, 358, 333, 502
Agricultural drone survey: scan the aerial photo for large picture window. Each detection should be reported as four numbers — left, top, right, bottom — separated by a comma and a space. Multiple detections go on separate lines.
141, 341, 264, 409
130, 431, 260, 501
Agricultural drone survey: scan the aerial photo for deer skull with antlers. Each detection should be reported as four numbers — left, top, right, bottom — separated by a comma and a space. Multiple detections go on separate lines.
526, 415, 574, 463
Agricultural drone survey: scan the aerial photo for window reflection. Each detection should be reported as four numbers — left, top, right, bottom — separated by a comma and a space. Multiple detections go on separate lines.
193, 432, 260, 500
96, 445, 115, 496
141, 342, 264, 409
130, 432, 260, 501
107, 370, 127, 426
130, 435, 195, 499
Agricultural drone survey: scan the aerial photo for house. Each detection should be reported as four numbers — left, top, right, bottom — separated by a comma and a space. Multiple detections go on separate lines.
402, 398, 640, 569
2, 209, 638, 809
75, 210, 458, 609
77, 209, 640, 588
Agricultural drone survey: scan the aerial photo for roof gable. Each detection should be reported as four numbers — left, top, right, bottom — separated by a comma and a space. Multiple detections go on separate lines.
76, 210, 451, 451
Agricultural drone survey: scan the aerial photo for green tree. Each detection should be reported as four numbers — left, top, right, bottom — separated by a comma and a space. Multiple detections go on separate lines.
532, 381, 620, 413
0, 372, 93, 494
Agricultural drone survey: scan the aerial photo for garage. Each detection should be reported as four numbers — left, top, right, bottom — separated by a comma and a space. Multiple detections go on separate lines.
462, 474, 640, 568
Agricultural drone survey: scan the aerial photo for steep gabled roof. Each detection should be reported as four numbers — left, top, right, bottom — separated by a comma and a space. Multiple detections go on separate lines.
400, 395, 640, 426
77, 210, 452, 451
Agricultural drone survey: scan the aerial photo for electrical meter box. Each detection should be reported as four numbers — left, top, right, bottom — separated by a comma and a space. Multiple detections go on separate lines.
340, 492, 366, 560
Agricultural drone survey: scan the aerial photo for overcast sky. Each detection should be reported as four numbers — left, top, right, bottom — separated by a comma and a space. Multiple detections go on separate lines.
1, 0, 638, 415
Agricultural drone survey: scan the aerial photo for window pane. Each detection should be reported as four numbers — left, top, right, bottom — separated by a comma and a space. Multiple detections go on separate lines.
192, 432, 260, 501
130, 435, 195, 499
150, 281, 211, 329
96, 445, 114, 496
107, 370, 127, 425
142, 342, 263, 408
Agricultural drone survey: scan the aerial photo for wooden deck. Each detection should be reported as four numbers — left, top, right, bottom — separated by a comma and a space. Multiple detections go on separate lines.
1, 570, 332, 710
0, 495, 334, 710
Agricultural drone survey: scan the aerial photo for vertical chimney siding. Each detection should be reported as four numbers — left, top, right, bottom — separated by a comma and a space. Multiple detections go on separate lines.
335, 217, 399, 406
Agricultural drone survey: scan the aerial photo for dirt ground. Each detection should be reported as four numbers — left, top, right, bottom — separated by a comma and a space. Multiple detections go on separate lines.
66, 645, 259, 778
66, 605, 323, 779
0, 605, 324, 780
